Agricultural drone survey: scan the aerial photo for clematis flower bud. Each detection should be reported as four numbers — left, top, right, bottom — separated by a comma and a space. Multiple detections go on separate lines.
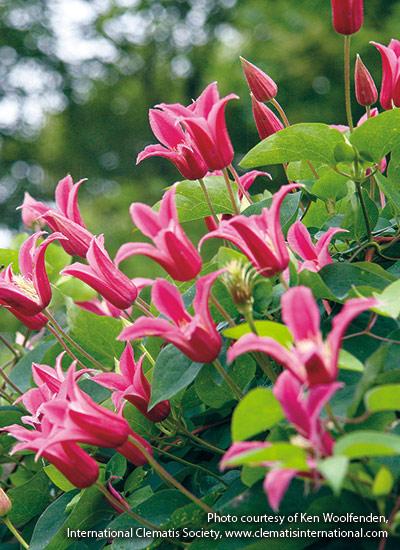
240, 57, 278, 103
331, 0, 364, 36
251, 95, 284, 140
355, 54, 378, 106
0, 488, 11, 517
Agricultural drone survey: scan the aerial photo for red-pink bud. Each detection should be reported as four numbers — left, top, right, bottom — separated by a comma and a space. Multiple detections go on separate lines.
331, 0, 363, 36
251, 94, 284, 140
355, 54, 378, 106
240, 57, 278, 103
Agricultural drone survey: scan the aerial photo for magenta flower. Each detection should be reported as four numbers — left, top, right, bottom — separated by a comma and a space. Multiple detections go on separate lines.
159, 82, 238, 171
355, 54, 378, 107
240, 57, 278, 103
228, 286, 378, 387
200, 184, 301, 278
371, 39, 400, 110
20, 175, 95, 258
20, 192, 48, 230
251, 95, 284, 141
287, 221, 346, 273
331, 0, 363, 35
61, 235, 138, 310
222, 370, 341, 510
6, 421, 99, 489
115, 185, 202, 282
119, 271, 223, 364
137, 109, 208, 180
0, 231, 66, 318
93, 343, 170, 422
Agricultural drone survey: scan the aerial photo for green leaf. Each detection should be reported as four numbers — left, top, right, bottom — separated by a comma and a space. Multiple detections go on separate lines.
8, 340, 55, 393
349, 109, 400, 163
317, 456, 349, 496
365, 384, 400, 412
168, 176, 235, 222
223, 442, 308, 470
335, 431, 400, 458
372, 279, 400, 319
44, 242, 72, 283
232, 388, 284, 442
241, 465, 267, 488
223, 320, 292, 347
29, 491, 79, 550
8, 469, 50, 524
240, 123, 345, 168
56, 275, 98, 302
149, 345, 203, 409
44, 465, 76, 492
195, 355, 255, 408
372, 466, 394, 497
241, 192, 302, 235
298, 270, 338, 302
66, 299, 125, 368
106, 454, 127, 479
0, 249, 19, 271
312, 170, 349, 201
338, 349, 364, 372
109, 490, 191, 550
0, 406, 24, 428
45, 480, 112, 550
123, 402, 155, 437
320, 262, 394, 300
375, 172, 400, 213
217, 246, 248, 268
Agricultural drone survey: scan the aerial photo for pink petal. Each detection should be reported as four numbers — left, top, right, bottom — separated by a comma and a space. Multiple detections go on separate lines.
287, 221, 317, 262
264, 468, 298, 512
281, 286, 321, 342
151, 278, 191, 326
315, 227, 347, 267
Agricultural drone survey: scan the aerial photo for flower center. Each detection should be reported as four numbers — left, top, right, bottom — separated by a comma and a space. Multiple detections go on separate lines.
12, 274, 39, 303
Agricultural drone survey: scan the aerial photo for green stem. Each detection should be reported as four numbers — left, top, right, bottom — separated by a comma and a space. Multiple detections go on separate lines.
46, 323, 89, 372
325, 403, 345, 435
209, 292, 235, 327
168, 419, 225, 455
344, 35, 354, 133
135, 300, 154, 318
0, 362, 23, 396
139, 343, 155, 366
0, 334, 19, 359
213, 357, 244, 401
222, 168, 239, 215
198, 178, 219, 224
241, 307, 277, 381
270, 98, 290, 127
3, 516, 29, 549
44, 309, 107, 372
128, 435, 214, 514
155, 446, 228, 487
228, 165, 253, 204
278, 272, 289, 292
355, 181, 373, 243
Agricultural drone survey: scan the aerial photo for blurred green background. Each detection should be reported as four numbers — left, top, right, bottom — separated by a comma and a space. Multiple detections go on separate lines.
0, 0, 400, 333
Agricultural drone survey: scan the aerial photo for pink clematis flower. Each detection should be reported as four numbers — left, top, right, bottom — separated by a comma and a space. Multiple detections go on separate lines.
119, 271, 223, 364
93, 343, 170, 422
371, 39, 400, 110
0, 231, 66, 321
20, 192, 48, 230
228, 286, 378, 387
331, 0, 363, 36
6, 421, 99, 489
61, 235, 138, 310
20, 175, 95, 258
251, 94, 284, 141
221, 370, 342, 511
137, 109, 208, 180
200, 184, 302, 278
287, 221, 346, 273
158, 82, 238, 171
115, 185, 202, 282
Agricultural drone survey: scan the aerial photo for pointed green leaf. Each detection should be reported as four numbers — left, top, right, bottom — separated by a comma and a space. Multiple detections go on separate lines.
317, 456, 349, 496
349, 109, 400, 163
365, 384, 400, 412
335, 431, 400, 458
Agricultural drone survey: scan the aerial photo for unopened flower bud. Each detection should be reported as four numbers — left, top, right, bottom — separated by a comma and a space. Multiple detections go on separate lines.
240, 57, 278, 103
331, 0, 364, 36
222, 259, 257, 313
0, 488, 12, 517
251, 94, 284, 140
355, 54, 378, 106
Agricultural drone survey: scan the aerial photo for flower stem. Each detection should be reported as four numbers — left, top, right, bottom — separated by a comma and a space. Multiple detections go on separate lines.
0, 334, 19, 359
0, 361, 23, 396
44, 309, 107, 372
222, 168, 239, 215
355, 181, 373, 243
278, 272, 289, 292
127, 435, 214, 514
213, 357, 244, 400
344, 35, 354, 133
198, 178, 219, 224
155, 446, 228, 487
270, 98, 290, 127
46, 323, 89, 371
139, 343, 155, 366
3, 516, 29, 549
228, 165, 253, 204
209, 292, 236, 327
